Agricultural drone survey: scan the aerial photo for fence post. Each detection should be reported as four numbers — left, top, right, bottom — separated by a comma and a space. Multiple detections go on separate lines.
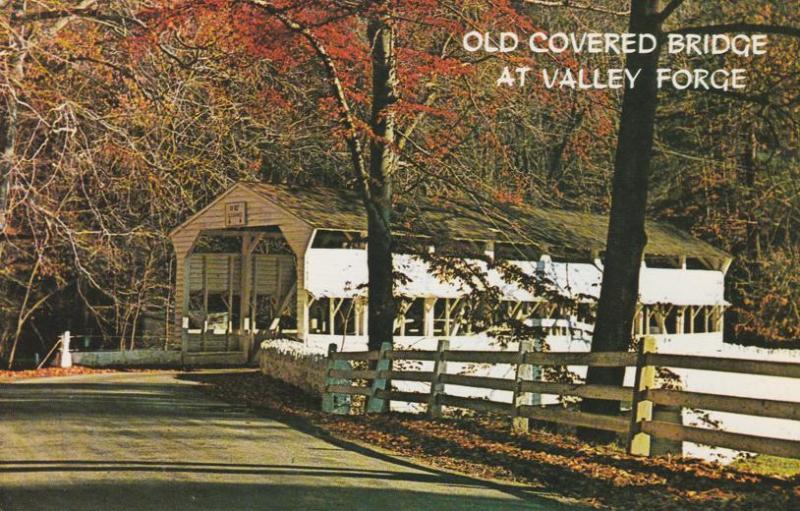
512, 339, 535, 433
322, 343, 351, 415
59, 331, 73, 369
428, 339, 449, 418
366, 342, 392, 414
627, 336, 657, 456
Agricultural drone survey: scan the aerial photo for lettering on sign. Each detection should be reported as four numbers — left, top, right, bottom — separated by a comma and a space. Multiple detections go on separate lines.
225, 202, 247, 227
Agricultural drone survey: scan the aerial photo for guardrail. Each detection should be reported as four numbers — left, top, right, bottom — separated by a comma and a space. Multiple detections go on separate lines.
321, 337, 800, 459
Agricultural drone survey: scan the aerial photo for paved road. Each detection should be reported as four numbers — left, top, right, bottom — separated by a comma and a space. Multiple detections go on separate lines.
0, 371, 579, 511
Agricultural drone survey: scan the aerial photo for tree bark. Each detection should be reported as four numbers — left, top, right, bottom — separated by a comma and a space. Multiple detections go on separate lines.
254, 1, 399, 350
0, 99, 13, 233
365, 6, 398, 351
0, 2, 24, 365
1, 0, 100, 235
580, 0, 662, 441
0, 1, 25, 234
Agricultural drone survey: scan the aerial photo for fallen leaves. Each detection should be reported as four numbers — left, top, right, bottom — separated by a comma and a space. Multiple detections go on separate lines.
0, 366, 149, 382
189, 371, 800, 510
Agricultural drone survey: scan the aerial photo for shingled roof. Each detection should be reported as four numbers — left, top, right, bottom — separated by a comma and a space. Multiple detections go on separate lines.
249, 183, 730, 261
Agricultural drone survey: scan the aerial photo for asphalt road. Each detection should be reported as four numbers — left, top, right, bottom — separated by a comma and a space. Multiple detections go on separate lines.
0, 371, 581, 511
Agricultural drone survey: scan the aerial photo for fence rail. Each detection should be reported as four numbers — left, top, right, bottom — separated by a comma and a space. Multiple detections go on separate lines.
321, 337, 800, 459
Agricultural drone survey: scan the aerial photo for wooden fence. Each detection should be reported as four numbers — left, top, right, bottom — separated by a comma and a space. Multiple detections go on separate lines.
321, 337, 800, 459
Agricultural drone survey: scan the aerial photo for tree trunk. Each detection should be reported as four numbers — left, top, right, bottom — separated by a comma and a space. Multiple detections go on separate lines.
0, 3, 25, 234
1, 3, 25, 367
1, 0, 95, 235
580, 0, 663, 441
365, 7, 398, 351
255, 1, 400, 352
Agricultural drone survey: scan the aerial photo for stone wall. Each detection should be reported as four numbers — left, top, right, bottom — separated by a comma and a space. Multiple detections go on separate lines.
258, 339, 328, 397
70, 350, 182, 367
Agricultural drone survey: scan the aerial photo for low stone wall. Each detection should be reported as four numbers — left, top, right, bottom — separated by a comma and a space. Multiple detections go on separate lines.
183, 351, 249, 367
259, 340, 328, 397
71, 350, 182, 367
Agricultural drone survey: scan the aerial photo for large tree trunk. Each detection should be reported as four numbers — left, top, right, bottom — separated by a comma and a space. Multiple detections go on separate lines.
258, 1, 400, 351
580, 0, 663, 440
365, 7, 398, 351
0, 109, 13, 234
1, 2, 28, 366
0, 0, 95, 236
0, 71, 19, 234
0, 3, 25, 234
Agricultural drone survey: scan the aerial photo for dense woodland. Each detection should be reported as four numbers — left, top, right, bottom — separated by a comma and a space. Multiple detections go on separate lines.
0, 1, 798, 367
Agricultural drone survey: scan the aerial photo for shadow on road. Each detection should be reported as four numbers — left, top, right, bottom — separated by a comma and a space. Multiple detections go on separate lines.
0, 480, 555, 511
0, 373, 583, 511
0, 459, 478, 485
176, 370, 800, 511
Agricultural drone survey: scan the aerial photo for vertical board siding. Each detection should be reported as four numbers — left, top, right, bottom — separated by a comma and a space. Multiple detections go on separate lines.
254, 255, 295, 295
187, 254, 242, 292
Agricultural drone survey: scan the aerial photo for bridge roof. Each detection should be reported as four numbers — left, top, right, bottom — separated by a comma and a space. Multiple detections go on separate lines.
246, 182, 730, 262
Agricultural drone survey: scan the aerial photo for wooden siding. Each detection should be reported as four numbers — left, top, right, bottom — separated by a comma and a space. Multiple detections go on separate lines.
170, 185, 313, 255
188, 254, 242, 292
254, 255, 295, 296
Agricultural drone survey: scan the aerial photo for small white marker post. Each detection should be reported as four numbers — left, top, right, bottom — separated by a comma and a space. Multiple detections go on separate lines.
59, 331, 73, 368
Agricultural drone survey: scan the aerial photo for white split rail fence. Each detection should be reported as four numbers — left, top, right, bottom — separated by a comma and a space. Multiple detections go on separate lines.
322, 337, 800, 459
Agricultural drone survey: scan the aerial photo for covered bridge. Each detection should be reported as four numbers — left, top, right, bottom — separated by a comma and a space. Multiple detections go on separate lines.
169, 182, 731, 365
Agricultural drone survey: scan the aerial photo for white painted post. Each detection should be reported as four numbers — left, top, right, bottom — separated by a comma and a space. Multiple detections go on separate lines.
295, 261, 310, 344
484, 241, 495, 261
423, 298, 436, 337
240, 235, 254, 334
359, 299, 369, 336
444, 299, 452, 337
181, 255, 191, 357
428, 339, 449, 418
59, 331, 72, 368
628, 336, 657, 456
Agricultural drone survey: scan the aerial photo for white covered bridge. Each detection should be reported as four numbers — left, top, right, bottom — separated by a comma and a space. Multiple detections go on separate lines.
169, 183, 731, 365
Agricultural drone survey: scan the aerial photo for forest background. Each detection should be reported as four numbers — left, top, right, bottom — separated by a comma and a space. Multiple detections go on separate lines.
0, 0, 797, 367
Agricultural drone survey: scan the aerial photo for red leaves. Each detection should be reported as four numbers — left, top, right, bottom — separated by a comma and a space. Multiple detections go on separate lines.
494, 188, 524, 206
0, 366, 123, 381
142, 0, 536, 144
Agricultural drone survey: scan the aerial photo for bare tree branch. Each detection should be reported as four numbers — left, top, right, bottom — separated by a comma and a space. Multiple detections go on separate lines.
657, 0, 687, 22
521, 0, 630, 17
669, 23, 800, 38
17, 8, 124, 24
242, 0, 371, 200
